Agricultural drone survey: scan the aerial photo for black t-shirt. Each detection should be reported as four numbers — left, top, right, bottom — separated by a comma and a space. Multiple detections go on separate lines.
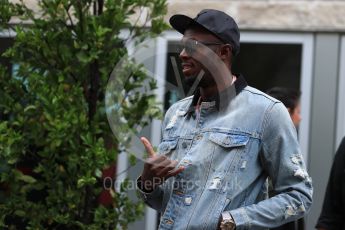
316, 137, 345, 230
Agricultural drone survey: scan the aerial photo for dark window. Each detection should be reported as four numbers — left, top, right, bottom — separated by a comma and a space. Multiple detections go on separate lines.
233, 43, 302, 92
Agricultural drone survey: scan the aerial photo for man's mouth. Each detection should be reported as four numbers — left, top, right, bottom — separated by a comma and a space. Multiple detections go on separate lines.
182, 63, 193, 74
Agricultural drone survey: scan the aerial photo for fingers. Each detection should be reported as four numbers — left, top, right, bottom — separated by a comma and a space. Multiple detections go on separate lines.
167, 165, 184, 177
141, 137, 156, 158
154, 160, 179, 176
146, 154, 166, 165
148, 157, 184, 178
140, 136, 184, 179
151, 157, 174, 172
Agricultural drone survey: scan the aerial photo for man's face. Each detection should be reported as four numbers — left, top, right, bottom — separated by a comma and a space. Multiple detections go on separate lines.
178, 28, 224, 87
289, 101, 302, 128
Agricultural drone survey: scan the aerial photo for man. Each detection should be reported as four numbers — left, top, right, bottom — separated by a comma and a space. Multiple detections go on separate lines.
137, 9, 312, 229
266, 87, 301, 128
316, 137, 345, 230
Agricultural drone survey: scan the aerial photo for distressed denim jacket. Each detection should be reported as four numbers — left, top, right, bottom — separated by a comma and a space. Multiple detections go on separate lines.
138, 75, 313, 230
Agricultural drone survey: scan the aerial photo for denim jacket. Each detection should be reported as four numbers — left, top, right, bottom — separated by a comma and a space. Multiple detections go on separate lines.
138, 75, 313, 230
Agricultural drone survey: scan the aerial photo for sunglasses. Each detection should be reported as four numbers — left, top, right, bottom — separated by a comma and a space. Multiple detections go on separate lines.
178, 39, 224, 55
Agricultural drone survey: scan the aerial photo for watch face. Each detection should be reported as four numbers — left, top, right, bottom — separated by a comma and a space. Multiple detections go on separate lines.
221, 213, 235, 230
222, 220, 235, 230
225, 222, 234, 227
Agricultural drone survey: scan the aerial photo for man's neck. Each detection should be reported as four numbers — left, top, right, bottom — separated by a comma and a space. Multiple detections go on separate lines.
199, 75, 237, 100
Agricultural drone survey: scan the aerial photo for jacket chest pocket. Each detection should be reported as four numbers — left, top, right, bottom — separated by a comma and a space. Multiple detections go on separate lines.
208, 132, 249, 148
158, 139, 178, 157
208, 132, 250, 176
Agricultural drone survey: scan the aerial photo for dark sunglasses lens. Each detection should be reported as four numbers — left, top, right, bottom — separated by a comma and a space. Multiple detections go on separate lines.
178, 40, 196, 55
186, 40, 196, 55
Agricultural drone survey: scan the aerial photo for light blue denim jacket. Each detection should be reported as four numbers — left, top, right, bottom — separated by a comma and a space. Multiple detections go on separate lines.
138, 75, 313, 229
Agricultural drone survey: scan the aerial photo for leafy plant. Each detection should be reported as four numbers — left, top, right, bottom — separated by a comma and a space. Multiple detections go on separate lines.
0, 0, 167, 229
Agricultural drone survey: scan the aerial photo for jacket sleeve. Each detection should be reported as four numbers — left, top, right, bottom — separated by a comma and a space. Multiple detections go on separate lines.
137, 176, 165, 211
315, 137, 345, 230
228, 102, 313, 229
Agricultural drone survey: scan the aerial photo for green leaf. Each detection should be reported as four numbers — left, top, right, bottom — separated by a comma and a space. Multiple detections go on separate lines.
18, 174, 37, 184
24, 105, 36, 113
76, 51, 90, 63
7, 158, 18, 164
95, 168, 102, 178
14, 210, 26, 217
77, 177, 97, 188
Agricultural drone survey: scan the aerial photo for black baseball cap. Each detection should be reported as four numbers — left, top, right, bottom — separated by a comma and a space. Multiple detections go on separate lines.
169, 9, 240, 56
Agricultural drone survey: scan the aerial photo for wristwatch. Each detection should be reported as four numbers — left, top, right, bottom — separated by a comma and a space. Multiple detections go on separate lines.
220, 212, 236, 230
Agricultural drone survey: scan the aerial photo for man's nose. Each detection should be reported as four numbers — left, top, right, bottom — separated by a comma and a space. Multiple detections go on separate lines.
179, 48, 189, 61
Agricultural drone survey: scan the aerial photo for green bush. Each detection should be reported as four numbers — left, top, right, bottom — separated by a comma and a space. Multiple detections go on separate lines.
0, 0, 167, 229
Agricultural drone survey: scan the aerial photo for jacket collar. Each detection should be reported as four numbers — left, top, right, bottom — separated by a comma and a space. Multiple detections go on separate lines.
185, 73, 247, 116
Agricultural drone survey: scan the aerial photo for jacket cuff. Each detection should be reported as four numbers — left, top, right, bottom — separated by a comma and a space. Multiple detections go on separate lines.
136, 176, 162, 201
228, 207, 251, 230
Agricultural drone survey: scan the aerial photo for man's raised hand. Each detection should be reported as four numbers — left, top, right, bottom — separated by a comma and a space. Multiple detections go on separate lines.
140, 137, 184, 191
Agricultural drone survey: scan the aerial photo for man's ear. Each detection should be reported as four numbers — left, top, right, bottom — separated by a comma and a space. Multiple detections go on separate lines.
220, 44, 232, 59
219, 44, 232, 61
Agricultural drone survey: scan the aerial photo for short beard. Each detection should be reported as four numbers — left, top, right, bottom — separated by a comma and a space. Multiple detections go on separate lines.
184, 75, 199, 87
183, 71, 215, 88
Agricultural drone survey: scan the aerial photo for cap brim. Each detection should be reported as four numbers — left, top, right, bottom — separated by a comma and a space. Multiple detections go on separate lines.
169, 14, 195, 34
169, 14, 225, 43
170, 14, 211, 35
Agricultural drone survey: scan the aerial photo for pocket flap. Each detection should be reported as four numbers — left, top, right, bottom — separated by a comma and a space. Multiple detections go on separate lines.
208, 133, 249, 148
158, 139, 178, 154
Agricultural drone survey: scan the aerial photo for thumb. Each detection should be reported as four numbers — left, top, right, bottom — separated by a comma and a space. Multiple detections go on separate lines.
140, 137, 156, 158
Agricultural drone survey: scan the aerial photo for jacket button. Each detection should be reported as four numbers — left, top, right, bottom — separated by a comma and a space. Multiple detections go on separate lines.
196, 134, 203, 140
224, 137, 231, 145
173, 189, 184, 195
182, 159, 190, 164
182, 142, 188, 148
165, 219, 174, 225
184, 197, 193, 205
